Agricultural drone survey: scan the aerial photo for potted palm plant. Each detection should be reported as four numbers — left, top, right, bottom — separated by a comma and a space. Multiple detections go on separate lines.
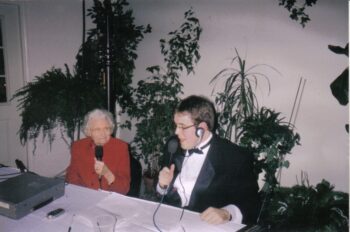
210, 50, 302, 225
210, 48, 281, 141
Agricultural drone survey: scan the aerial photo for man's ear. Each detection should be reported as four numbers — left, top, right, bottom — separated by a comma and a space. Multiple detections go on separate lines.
198, 121, 208, 131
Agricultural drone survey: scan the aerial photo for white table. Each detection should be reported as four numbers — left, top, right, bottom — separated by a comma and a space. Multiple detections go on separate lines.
0, 168, 246, 232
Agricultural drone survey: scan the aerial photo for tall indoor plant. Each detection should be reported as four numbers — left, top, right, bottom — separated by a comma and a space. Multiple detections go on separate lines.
210, 50, 300, 218
78, 0, 151, 113
128, 8, 202, 180
210, 48, 280, 141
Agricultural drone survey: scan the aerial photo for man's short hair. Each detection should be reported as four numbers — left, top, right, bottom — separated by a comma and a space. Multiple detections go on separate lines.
176, 95, 216, 131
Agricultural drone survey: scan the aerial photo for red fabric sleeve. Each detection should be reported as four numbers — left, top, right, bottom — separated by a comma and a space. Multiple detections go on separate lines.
101, 138, 131, 194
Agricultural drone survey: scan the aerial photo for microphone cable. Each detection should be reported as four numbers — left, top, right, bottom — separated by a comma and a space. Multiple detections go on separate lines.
152, 135, 179, 232
152, 159, 173, 232
153, 156, 190, 232
152, 188, 167, 232
178, 158, 189, 221
152, 174, 188, 232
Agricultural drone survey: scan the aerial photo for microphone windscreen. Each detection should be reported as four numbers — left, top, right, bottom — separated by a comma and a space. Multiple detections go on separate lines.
167, 136, 179, 155
95, 145, 103, 161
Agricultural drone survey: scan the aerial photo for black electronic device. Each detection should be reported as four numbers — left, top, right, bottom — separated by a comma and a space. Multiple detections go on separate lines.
0, 172, 65, 219
95, 145, 103, 161
47, 208, 65, 219
195, 127, 204, 138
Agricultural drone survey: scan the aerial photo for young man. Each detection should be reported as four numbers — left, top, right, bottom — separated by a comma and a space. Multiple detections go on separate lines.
157, 95, 259, 225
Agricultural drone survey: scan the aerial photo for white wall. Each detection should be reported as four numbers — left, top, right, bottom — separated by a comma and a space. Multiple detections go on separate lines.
17, 0, 84, 177
124, 0, 349, 192
12, 0, 348, 192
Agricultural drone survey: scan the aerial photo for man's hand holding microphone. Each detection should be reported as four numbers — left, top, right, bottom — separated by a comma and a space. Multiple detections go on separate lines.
158, 164, 175, 190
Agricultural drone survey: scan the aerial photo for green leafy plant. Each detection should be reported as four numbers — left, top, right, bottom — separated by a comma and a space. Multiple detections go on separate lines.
278, 0, 318, 27
12, 0, 150, 148
238, 107, 300, 192
77, 0, 151, 112
328, 43, 348, 132
128, 8, 201, 175
261, 178, 349, 231
210, 50, 300, 218
210, 48, 279, 141
12, 65, 104, 148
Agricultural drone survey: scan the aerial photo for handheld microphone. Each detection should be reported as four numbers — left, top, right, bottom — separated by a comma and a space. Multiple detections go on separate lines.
167, 135, 179, 166
162, 135, 179, 190
95, 145, 103, 161
95, 146, 104, 184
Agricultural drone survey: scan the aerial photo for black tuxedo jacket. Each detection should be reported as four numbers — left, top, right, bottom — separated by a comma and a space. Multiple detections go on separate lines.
163, 135, 259, 225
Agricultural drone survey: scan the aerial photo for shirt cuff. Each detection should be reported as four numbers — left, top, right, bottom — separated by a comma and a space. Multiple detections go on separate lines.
223, 205, 243, 224
156, 183, 168, 195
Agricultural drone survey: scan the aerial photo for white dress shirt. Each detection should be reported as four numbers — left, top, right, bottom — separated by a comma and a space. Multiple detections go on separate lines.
157, 133, 243, 224
174, 134, 212, 207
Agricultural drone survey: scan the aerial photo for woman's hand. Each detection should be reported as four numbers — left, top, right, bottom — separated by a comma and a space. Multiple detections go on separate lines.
94, 158, 115, 185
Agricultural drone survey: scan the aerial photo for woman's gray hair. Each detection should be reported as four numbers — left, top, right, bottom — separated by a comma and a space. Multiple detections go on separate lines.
83, 109, 115, 136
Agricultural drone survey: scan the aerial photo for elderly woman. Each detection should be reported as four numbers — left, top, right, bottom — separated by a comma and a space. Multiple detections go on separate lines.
65, 109, 130, 194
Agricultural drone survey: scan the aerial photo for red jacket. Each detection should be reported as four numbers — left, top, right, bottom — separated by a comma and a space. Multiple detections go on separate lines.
66, 137, 130, 194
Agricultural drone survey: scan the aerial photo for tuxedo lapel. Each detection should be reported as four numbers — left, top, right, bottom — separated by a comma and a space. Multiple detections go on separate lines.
188, 145, 216, 209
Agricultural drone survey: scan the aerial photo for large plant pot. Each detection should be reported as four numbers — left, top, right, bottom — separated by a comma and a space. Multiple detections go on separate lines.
143, 175, 155, 193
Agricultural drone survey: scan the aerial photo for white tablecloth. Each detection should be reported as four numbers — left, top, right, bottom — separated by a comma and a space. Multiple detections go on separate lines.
0, 167, 245, 232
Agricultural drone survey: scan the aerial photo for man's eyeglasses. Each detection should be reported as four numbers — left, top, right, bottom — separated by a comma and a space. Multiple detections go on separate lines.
176, 124, 196, 130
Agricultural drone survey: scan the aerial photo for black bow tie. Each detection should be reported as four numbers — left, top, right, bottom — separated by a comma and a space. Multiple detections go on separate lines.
187, 139, 211, 156
188, 148, 203, 155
